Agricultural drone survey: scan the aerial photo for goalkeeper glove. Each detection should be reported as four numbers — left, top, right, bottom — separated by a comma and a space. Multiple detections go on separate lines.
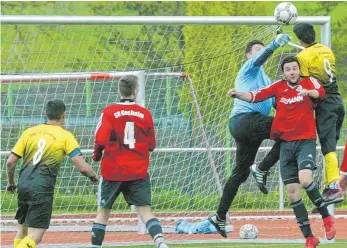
271, 33, 291, 49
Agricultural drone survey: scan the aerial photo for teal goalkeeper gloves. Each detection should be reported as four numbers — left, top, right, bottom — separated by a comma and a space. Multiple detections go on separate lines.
273, 33, 291, 48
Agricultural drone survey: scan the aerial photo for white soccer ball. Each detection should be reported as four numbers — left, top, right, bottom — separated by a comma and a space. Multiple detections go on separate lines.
239, 224, 259, 239
274, 2, 298, 25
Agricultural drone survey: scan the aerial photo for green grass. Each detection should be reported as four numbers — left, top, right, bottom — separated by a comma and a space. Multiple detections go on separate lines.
102, 240, 347, 248
2, 187, 347, 215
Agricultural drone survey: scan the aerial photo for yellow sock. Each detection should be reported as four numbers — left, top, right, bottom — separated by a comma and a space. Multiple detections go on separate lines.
14, 238, 22, 247
324, 152, 339, 186
16, 236, 36, 248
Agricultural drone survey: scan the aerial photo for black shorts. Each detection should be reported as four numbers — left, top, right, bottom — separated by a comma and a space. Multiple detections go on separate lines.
15, 197, 53, 229
98, 175, 152, 209
316, 94, 345, 155
280, 139, 317, 185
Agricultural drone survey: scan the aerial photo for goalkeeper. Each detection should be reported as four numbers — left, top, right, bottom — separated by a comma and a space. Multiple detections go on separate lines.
208, 33, 290, 238
292, 23, 345, 207
6, 99, 99, 248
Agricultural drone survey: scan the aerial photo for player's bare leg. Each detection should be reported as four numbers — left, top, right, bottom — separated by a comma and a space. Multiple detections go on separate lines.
91, 206, 111, 248
14, 224, 27, 247
94, 206, 111, 225
137, 205, 168, 248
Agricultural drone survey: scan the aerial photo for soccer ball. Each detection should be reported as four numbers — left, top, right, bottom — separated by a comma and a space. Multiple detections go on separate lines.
239, 224, 259, 239
274, 2, 298, 25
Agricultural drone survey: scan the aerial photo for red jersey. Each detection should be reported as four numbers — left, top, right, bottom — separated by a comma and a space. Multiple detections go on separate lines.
93, 100, 156, 181
251, 77, 325, 141
340, 140, 347, 175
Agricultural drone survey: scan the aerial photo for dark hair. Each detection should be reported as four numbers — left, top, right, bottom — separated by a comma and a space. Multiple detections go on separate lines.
293, 23, 316, 44
245, 40, 264, 54
281, 56, 300, 71
46, 99, 66, 121
118, 75, 138, 97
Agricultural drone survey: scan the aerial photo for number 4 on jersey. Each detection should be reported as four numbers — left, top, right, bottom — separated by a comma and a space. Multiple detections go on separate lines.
124, 122, 136, 149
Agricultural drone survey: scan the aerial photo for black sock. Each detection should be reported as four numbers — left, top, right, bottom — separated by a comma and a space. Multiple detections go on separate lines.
146, 218, 164, 245
91, 222, 106, 247
304, 182, 330, 218
291, 199, 313, 238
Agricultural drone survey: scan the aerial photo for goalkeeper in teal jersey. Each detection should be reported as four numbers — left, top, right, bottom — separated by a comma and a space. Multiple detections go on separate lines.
209, 33, 290, 238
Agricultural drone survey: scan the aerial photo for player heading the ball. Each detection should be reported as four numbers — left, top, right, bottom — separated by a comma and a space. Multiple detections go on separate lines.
228, 56, 336, 248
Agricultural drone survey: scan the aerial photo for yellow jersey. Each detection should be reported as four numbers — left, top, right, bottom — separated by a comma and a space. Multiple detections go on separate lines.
12, 124, 80, 201
296, 43, 338, 93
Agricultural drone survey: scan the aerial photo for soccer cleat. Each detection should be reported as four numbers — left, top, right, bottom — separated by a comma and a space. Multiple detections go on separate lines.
305, 236, 319, 248
322, 188, 344, 205
312, 189, 344, 214
323, 215, 336, 240
208, 214, 227, 238
251, 164, 269, 194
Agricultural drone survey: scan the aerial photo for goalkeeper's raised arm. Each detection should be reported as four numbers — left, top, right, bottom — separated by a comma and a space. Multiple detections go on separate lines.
250, 34, 291, 68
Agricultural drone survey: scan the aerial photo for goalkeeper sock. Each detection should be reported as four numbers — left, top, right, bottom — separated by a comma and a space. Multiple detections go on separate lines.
291, 199, 313, 238
91, 222, 106, 247
16, 236, 36, 248
324, 152, 339, 187
304, 182, 330, 218
14, 238, 22, 247
146, 218, 165, 248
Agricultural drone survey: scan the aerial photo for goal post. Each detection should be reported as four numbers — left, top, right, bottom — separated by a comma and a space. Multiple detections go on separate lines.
1, 15, 345, 247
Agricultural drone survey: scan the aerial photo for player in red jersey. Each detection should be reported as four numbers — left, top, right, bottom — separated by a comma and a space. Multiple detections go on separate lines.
228, 56, 335, 248
338, 140, 347, 192
91, 75, 168, 248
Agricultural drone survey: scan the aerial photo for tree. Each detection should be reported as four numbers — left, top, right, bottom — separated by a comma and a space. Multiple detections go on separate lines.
179, 1, 272, 137
1, 2, 186, 73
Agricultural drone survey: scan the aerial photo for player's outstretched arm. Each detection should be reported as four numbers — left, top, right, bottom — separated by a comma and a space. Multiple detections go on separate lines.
71, 155, 99, 184
227, 89, 252, 102
252, 34, 291, 67
6, 154, 20, 193
228, 84, 275, 103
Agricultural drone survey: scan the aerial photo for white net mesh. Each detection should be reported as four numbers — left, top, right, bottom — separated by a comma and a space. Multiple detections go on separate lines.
1, 19, 346, 247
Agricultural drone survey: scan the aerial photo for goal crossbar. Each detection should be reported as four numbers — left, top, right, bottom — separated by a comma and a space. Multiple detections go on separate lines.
0, 72, 187, 83
0, 15, 330, 25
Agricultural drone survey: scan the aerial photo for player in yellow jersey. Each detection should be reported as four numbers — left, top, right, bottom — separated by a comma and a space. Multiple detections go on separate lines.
6, 99, 99, 248
293, 23, 345, 209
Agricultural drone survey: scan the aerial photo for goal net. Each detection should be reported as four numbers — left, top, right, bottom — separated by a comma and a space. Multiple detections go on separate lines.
1, 16, 345, 247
